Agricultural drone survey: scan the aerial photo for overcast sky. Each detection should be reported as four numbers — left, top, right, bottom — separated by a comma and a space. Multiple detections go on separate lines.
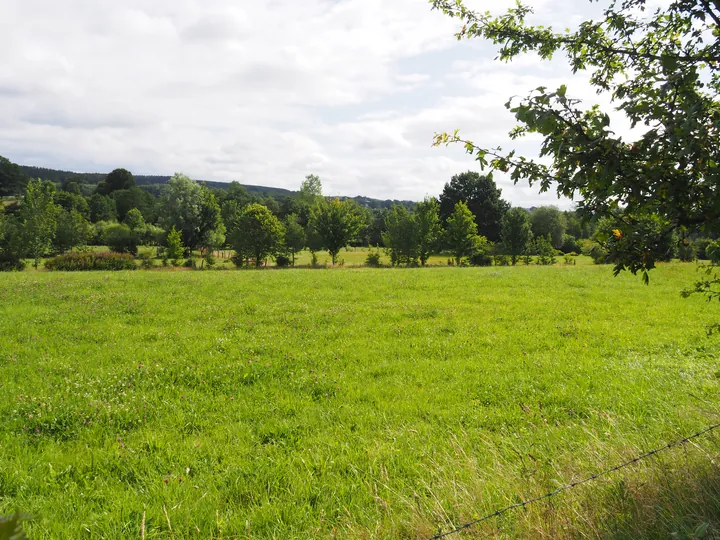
2, 0, 621, 206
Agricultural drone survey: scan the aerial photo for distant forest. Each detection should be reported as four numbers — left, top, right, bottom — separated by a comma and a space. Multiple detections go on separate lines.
18, 165, 414, 211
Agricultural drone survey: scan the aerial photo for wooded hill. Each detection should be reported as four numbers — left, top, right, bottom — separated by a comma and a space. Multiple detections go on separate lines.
19, 165, 413, 210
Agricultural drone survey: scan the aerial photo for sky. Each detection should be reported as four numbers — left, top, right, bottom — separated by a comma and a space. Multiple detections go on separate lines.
1, 0, 622, 206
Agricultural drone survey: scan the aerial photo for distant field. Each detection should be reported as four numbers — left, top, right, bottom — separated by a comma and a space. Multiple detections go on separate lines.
1, 264, 719, 538
25, 247, 597, 270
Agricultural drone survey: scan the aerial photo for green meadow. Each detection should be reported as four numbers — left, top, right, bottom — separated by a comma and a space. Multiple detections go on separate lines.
1, 264, 719, 538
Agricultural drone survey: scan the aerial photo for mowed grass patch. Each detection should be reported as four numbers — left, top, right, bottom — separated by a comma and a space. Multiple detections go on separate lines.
0, 264, 718, 538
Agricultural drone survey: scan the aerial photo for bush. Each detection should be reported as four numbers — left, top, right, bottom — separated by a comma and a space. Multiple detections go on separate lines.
276, 254, 291, 268
535, 235, 557, 265
0, 257, 25, 272
563, 254, 577, 265
678, 241, 696, 262
45, 252, 136, 271
106, 224, 139, 255
706, 239, 720, 264
694, 237, 712, 260
495, 254, 511, 266
311, 252, 319, 268
469, 251, 492, 266
560, 234, 581, 254
183, 257, 196, 269
138, 252, 154, 269
521, 254, 533, 265
204, 253, 216, 268
365, 250, 382, 267
588, 243, 611, 264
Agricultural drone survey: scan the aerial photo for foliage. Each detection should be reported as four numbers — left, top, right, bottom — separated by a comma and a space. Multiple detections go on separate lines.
160, 174, 224, 251
203, 252, 216, 269
53, 209, 91, 254
530, 206, 566, 249
112, 187, 155, 223
96, 168, 135, 196
311, 198, 363, 265
228, 203, 284, 267
275, 254, 292, 268
138, 252, 154, 270
88, 194, 116, 223
678, 240, 696, 263
694, 238, 713, 261
283, 214, 306, 265
106, 224, 140, 255
123, 208, 145, 231
560, 234, 581, 255
439, 171, 509, 241
501, 207, 533, 265
0, 210, 25, 271
44, 251, 136, 271
299, 174, 322, 203
593, 214, 676, 281
165, 226, 185, 261
0, 155, 30, 196
535, 235, 557, 266
20, 179, 59, 268
365, 249, 382, 267
445, 201, 482, 265
382, 205, 419, 266
416, 197, 442, 266
55, 191, 89, 219
431, 0, 720, 283
706, 240, 720, 264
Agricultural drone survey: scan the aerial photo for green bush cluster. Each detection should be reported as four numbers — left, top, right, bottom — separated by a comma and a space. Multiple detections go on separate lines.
44, 252, 137, 271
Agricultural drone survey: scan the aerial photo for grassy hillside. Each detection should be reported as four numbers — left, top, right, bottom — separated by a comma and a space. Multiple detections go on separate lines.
0, 265, 719, 538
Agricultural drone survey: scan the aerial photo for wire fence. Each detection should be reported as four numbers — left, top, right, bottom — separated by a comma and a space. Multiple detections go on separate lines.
428, 422, 720, 539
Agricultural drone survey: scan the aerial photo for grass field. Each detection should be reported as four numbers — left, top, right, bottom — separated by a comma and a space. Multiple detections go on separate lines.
1, 264, 719, 538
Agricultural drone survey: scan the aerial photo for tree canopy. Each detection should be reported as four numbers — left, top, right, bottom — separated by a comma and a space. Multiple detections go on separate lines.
432, 0, 720, 282
439, 171, 509, 242
311, 198, 362, 265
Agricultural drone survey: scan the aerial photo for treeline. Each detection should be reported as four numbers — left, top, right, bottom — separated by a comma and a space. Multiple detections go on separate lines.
1, 157, 715, 271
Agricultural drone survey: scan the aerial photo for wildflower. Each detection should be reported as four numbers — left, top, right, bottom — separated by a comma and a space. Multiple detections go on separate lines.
164, 478, 169, 484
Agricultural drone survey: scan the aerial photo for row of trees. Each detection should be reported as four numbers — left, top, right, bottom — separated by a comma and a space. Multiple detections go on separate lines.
7, 155, 699, 270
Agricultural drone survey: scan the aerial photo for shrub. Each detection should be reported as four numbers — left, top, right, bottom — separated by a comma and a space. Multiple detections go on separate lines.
535, 235, 557, 265
311, 252, 319, 268
0, 257, 25, 272
469, 251, 492, 266
521, 254, 533, 265
563, 254, 577, 265
183, 257, 196, 269
694, 237, 712, 260
204, 253, 216, 268
365, 250, 382, 267
707, 239, 720, 264
493, 254, 510, 266
589, 244, 611, 264
678, 241, 696, 262
276, 254, 291, 268
106, 224, 139, 255
138, 252, 154, 269
166, 227, 185, 260
560, 234, 581, 254
45, 252, 136, 271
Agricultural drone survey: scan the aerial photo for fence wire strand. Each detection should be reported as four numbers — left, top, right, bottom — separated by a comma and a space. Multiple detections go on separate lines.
429, 422, 720, 539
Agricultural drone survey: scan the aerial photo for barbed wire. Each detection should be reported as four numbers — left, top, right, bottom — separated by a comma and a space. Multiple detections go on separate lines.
429, 422, 720, 539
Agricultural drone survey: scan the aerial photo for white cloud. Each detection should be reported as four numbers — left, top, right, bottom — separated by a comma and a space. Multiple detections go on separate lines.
0, 0, 621, 206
